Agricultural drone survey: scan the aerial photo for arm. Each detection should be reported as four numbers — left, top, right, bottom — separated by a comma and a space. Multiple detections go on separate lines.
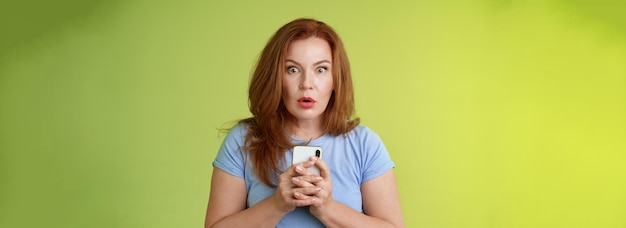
204, 167, 284, 228
361, 169, 405, 227
295, 157, 404, 228
205, 164, 322, 228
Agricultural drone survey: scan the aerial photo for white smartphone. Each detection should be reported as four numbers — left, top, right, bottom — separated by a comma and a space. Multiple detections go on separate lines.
292, 146, 323, 175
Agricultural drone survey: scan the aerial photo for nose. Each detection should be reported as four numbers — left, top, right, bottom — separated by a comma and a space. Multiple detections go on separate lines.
299, 71, 313, 90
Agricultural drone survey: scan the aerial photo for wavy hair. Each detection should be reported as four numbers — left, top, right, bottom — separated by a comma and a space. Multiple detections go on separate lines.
240, 18, 359, 187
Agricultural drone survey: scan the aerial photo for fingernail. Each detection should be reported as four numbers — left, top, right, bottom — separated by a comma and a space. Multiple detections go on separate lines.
315, 187, 321, 191
311, 156, 318, 161
295, 166, 303, 172
292, 177, 299, 183
316, 176, 323, 181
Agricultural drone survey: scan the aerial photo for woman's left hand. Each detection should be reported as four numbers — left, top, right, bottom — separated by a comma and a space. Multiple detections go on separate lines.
292, 156, 335, 216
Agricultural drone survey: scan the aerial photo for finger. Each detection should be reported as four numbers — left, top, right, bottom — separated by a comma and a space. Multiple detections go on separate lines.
291, 176, 314, 187
282, 160, 313, 179
279, 164, 305, 189
291, 175, 323, 188
280, 165, 298, 180
311, 156, 331, 179
291, 176, 323, 187
301, 160, 316, 168
293, 187, 322, 198
309, 184, 332, 207
294, 161, 316, 176
313, 185, 330, 199
291, 197, 316, 207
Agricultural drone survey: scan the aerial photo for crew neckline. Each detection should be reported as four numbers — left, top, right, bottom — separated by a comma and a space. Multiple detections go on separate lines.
289, 133, 332, 145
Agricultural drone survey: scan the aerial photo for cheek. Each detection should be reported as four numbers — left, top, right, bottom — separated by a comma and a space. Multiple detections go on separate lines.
282, 80, 297, 97
323, 78, 334, 96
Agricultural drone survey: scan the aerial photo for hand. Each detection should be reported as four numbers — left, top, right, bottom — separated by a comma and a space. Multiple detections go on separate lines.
291, 156, 335, 217
271, 159, 323, 213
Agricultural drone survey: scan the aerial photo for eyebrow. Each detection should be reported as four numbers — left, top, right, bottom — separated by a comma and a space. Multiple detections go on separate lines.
285, 59, 332, 66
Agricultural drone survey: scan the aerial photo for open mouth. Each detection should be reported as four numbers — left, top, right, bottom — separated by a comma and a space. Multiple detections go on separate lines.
297, 97, 316, 108
298, 97, 316, 103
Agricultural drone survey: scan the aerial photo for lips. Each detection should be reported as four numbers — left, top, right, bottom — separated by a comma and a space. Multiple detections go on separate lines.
297, 97, 316, 108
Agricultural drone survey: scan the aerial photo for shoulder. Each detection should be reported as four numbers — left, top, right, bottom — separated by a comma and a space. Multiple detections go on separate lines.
231, 122, 249, 134
340, 125, 387, 152
213, 122, 250, 177
347, 125, 383, 142
217, 122, 251, 152
223, 122, 249, 140
352, 125, 374, 134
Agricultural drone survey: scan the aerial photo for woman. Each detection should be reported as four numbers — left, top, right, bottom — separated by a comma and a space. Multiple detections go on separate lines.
205, 18, 404, 228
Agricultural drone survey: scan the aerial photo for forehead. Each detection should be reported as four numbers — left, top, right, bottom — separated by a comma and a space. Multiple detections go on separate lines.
285, 37, 332, 62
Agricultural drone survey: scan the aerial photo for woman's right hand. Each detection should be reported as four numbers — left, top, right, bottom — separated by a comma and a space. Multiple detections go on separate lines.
272, 159, 323, 213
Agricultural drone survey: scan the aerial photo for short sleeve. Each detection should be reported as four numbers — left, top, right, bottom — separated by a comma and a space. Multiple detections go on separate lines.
212, 124, 247, 178
360, 127, 395, 182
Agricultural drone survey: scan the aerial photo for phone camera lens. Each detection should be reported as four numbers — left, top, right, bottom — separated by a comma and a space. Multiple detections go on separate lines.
315, 150, 320, 157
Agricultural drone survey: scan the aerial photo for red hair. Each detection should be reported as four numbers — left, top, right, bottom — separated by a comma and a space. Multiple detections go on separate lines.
241, 18, 359, 187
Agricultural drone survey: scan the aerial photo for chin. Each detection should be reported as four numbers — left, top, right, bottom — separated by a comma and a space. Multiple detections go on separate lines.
286, 105, 325, 121
293, 112, 323, 121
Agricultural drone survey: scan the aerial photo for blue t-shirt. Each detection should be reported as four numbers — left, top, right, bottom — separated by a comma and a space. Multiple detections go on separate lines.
213, 123, 395, 228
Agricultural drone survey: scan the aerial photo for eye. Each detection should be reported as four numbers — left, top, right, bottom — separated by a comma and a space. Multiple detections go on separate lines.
316, 66, 328, 73
286, 66, 299, 74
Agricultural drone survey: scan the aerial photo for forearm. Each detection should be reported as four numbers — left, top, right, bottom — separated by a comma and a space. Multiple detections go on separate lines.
209, 197, 287, 228
312, 201, 398, 228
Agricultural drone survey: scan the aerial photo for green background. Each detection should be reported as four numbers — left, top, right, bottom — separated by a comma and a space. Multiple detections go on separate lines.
1, 0, 625, 227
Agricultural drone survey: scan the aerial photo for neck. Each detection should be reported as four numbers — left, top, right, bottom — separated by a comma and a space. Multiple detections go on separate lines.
287, 119, 324, 141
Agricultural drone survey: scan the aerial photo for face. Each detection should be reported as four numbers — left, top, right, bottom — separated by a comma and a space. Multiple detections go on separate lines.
282, 37, 334, 125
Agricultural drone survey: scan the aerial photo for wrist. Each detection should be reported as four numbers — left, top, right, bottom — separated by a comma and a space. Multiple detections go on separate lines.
270, 191, 295, 214
310, 199, 335, 219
